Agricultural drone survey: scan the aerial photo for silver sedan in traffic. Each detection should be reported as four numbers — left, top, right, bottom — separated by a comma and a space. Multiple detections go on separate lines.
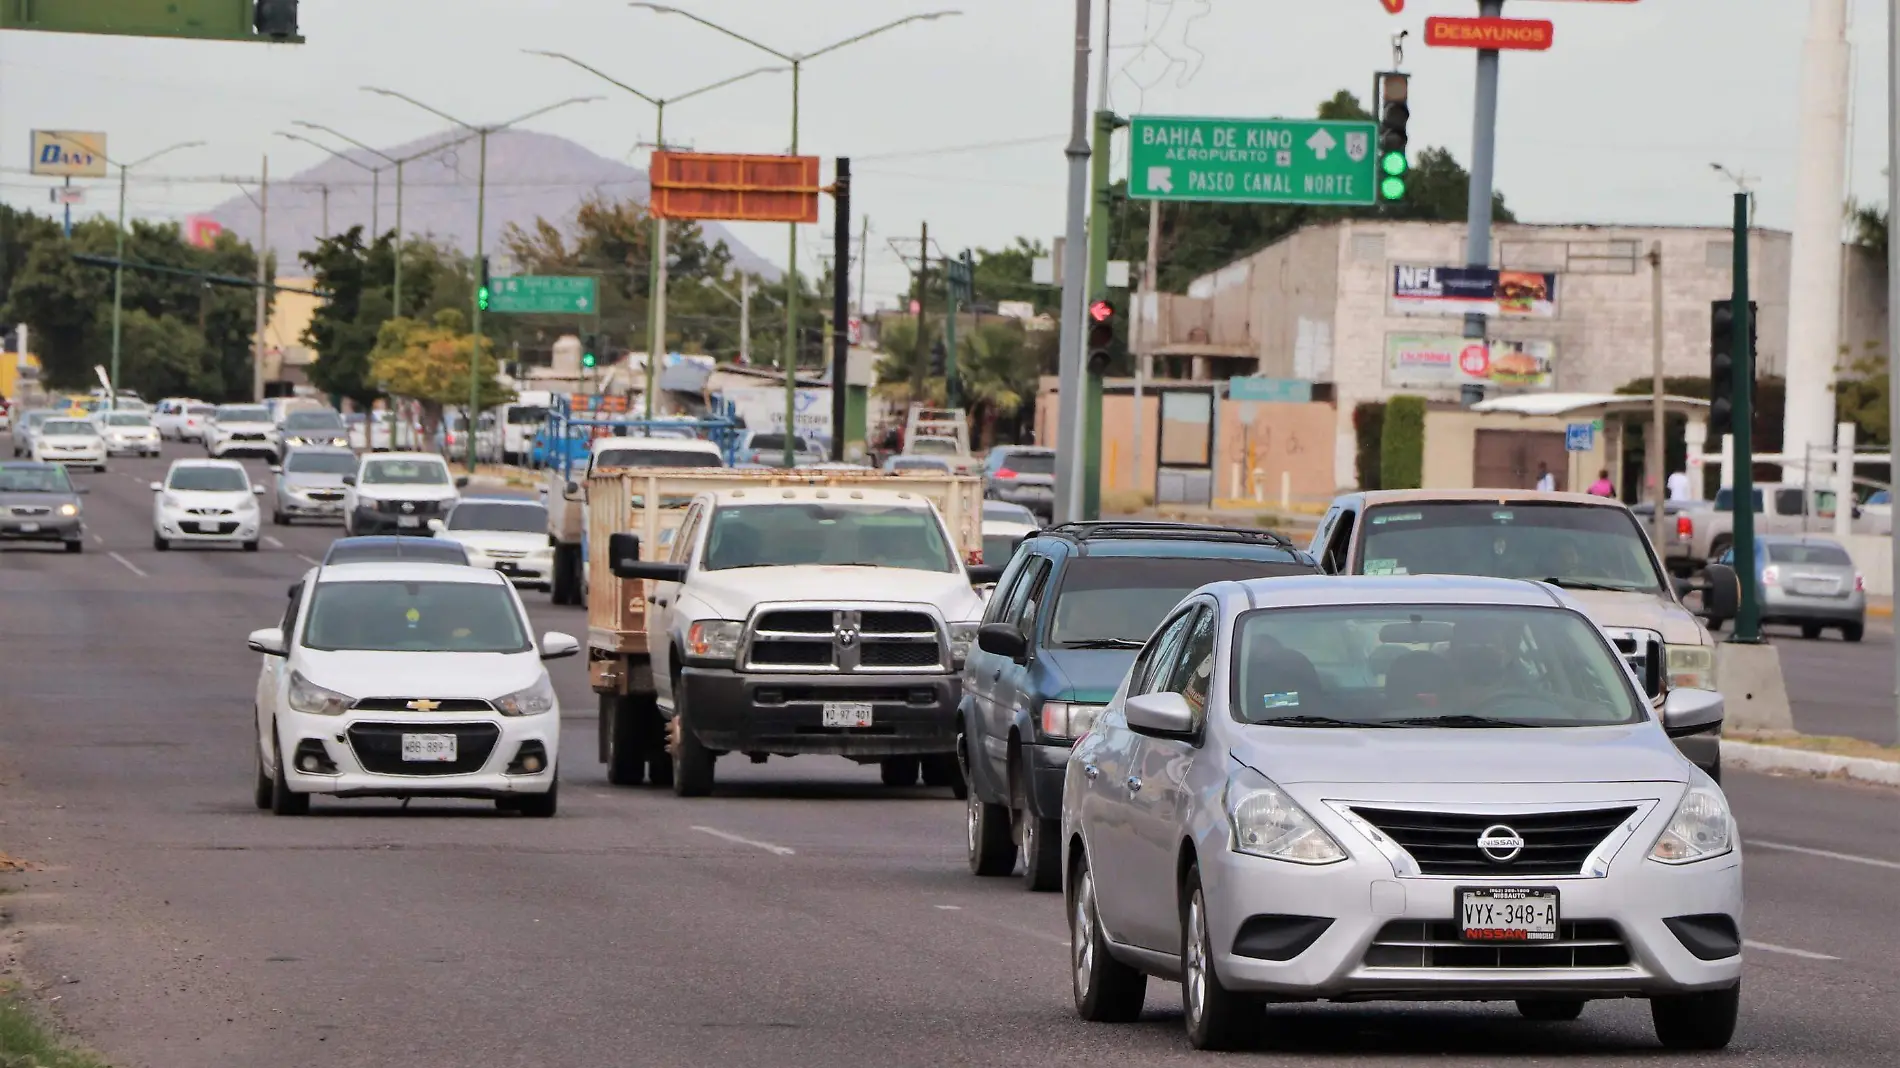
1063, 574, 1741, 1051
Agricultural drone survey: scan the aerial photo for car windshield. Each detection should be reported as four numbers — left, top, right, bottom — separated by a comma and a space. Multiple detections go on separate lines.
1764, 542, 1853, 566
0, 466, 74, 492
362, 459, 449, 485
216, 406, 270, 423
703, 503, 954, 572
302, 580, 529, 653
507, 405, 548, 425
41, 420, 96, 435
995, 451, 1055, 474
169, 466, 249, 492
449, 501, 547, 532
284, 452, 358, 475
889, 458, 949, 472
593, 448, 724, 470
105, 413, 152, 427
284, 410, 346, 431
984, 501, 1037, 523
1234, 604, 1644, 728
1358, 502, 1665, 594
908, 437, 958, 455
1050, 556, 1313, 646
23, 412, 52, 428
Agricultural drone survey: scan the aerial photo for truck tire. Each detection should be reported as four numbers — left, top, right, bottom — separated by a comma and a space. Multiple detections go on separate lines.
603, 692, 650, 786
921, 754, 966, 798
671, 685, 716, 797
551, 543, 580, 605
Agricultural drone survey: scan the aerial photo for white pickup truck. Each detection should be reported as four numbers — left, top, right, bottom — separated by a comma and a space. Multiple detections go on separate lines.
589, 469, 993, 796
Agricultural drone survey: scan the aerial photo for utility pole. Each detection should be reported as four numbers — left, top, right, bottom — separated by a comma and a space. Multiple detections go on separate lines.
651, 116, 669, 418
1055, 0, 1093, 525
253, 154, 270, 402
913, 221, 930, 401
1783, 0, 1851, 483
1885, 0, 1899, 732
1134, 199, 1159, 499
89, 136, 205, 402
857, 215, 870, 317
1729, 192, 1763, 643
1462, 0, 1504, 342
1648, 242, 1669, 552
740, 275, 751, 364
319, 182, 330, 238
831, 157, 851, 462
468, 129, 489, 471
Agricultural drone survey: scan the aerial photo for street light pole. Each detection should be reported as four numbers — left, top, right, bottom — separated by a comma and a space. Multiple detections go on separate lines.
92, 139, 205, 403
523, 52, 787, 419
362, 89, 602, 471
628, 3, 961, 466
277, 131, 389, 234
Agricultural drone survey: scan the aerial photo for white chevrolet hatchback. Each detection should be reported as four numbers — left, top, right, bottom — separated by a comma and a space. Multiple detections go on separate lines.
1065, 574, 1741, 1051
248, 562, 579, 817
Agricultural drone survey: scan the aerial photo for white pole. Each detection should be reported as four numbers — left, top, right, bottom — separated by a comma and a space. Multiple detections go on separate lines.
1833, 421, 1854, 540
1783, 0, 1852, 482
253, 155, 270, 402
1886, 0, 1900, 721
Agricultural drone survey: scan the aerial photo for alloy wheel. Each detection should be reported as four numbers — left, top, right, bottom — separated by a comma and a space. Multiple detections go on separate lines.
1072, 869, 1097, 1001
1184, 892, 1209, 1029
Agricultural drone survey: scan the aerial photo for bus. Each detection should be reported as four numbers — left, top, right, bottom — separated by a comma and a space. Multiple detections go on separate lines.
493, 390, 553, 466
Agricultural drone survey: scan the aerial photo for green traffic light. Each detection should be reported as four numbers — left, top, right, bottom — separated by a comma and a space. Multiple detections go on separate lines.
1380, 175, 1407, 201
477, 286, 491, 311
582, 353, 596, 368
1380, 151, 1408, 177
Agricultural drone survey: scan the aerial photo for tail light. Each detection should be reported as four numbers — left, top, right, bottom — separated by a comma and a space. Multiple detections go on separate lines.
1760, 564, 1780, 587
995, 467, 1018, 479
1856, 573, 1865, 592
1675, 515, 1693, 539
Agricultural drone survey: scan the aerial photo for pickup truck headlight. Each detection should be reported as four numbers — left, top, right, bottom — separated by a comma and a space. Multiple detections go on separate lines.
1039, 700, 1104, 742
1665, 644, 1716, 691
686, 620, 743, 662
494, 675, 557, 716
58, 503, 79, 517
948, 621, 980, 664
287, 671, 353, 716
1225, 764, 1346, 864
1649, 785, 1733, 864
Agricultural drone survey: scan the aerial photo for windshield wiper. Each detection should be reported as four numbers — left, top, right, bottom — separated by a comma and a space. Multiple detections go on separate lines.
1539, 577, 1640, 592
1061, 638, 1145, 649
1385, 714, 1537, 728
1252, 715, 1391, 728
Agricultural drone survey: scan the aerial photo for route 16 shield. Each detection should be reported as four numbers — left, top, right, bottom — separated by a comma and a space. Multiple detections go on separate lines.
1346, 131, 1369, 163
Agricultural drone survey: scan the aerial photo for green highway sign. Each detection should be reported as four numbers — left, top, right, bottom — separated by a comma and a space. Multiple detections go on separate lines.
488, 276, 598, 315
1128, 116, 1379, 206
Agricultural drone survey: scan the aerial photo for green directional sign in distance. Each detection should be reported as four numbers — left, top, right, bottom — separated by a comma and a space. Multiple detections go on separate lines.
1128, 116, 1379, 207
488, 276, 598, 315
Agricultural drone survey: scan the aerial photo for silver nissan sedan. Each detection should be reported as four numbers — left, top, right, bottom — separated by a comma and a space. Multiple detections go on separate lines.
1063, 574, 1741, 1051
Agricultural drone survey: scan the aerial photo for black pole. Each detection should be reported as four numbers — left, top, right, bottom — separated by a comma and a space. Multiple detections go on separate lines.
1729, 191, 1762, 642
831, 157, 851, 462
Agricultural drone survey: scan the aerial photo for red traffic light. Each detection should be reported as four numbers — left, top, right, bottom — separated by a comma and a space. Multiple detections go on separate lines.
1089, 299, 1114, 323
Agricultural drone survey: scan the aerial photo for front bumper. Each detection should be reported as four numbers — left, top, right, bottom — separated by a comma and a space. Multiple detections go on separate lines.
678, 665, 961, 756
279, 492, 347, 518
0, 516, 82, 541
157, 509, 259, 542
350, 506, 440, 534
105, 436, 160, 455
470, 553, 555, 585
275, 709, 558, 797
37, 449, 105, 465
211, 436, 280, 457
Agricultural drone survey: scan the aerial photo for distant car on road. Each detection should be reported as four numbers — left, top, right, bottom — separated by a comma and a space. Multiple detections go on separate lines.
12, 410, 57, 458
30, 416, 108, 471
1704, 535, 1865, 641
0, 461, 87, 552
983, 445, 1055, 522
271, 446, 357, 525
979, 499, 1038, 568
152, 458, 263, 551
206, 403, 283, 461
430, 497, 554, 590
738, 431, 823, 469
1063, 574, 1740, 1052
246, 562, 577, 816
341, 452, 465, 536
321, 535, 471, 567
279, 407, 350, 450
95, 410, 162, 457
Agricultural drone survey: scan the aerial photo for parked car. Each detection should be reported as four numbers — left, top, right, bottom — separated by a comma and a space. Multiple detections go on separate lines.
1704, 535, 1865, 640
983, 445, 1056, 522
963, 521, 1318, 891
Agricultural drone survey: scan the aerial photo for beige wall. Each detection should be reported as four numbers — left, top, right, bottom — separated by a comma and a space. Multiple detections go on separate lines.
1422, 409, 1607, 491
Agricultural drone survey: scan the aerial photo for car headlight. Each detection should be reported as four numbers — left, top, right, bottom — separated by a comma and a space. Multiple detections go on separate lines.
287, 671, 353, 716
948, 621, 980, 664
1225, 763, 1347, 864
162, 493, 185, 509
1039, 700, 1105, 742
1649, 784, 1734, 864
685, 620, 743, 662
58, 503, 79, 517
494, 674, 557, 716
1665, 644, 1716, 691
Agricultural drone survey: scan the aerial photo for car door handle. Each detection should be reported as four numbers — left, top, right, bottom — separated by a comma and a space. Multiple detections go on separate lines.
654, 597, 669, 606
1125, 776, 1142, 793
990, 669, 1001, 682
1083, 763, 1099, 781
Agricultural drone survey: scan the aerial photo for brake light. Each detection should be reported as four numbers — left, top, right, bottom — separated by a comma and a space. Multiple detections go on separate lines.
1856, 572, 1865, 591
995, 467, 1018, 479
1676, 515, 1693, 539
1760, 564, 1780, 587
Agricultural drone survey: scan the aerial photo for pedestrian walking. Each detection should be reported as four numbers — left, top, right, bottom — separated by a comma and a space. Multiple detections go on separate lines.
1587, 469, 1616, 497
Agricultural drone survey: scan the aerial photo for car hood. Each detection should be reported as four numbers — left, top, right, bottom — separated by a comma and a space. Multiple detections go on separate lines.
1564, 589, 1708, 646
103, 424, 157, 436
165, 489, 256, 509
0, 490, 79, 510
282, 472, 347, 490
1231, 722, 1689, 786
691, 565, 985, 622
37, 433, 102, 445
296, 649, 544, 702
1039, 646, 1139, 702
355, 483, 460, 502
441, 530, 553, 554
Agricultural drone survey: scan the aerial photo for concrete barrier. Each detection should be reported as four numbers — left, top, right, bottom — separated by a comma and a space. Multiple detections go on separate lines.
1715, 643, 1793, 733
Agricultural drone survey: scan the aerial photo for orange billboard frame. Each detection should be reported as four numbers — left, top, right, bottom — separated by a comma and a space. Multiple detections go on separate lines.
649, 151, 821, 224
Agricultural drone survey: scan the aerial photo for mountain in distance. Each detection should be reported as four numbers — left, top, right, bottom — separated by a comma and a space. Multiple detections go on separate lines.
199, 128, 779, 280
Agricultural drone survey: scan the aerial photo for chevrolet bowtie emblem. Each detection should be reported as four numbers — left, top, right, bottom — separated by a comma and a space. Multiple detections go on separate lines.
407, 699, 442, 712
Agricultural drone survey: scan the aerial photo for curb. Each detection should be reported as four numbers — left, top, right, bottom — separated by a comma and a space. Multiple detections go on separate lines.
1721, 739, 1900, 788
1871, 603, 1893, 619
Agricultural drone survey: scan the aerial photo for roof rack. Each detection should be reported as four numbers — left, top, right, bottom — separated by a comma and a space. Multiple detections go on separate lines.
1037, 520, 1295, 549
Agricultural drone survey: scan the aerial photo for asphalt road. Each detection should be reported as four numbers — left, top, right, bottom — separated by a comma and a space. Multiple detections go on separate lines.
1, 440, 1897, 1067
1767, 621, 1899, 746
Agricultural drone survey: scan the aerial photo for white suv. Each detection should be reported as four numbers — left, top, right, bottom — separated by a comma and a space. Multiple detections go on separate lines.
151, 459, 263, 551
342, 452, 465, 535
246, 562, 577, 816
206, 403, 283, 460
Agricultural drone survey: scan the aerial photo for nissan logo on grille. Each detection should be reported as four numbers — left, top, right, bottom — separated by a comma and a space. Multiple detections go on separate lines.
1477, 825, 1525, 863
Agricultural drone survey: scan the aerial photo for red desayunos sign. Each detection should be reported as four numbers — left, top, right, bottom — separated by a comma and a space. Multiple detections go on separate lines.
1425, 16, 1556, 51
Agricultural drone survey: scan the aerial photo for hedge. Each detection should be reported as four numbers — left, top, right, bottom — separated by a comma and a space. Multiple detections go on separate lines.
1380, 395, 1426, 490
1352, 401, 1385, 490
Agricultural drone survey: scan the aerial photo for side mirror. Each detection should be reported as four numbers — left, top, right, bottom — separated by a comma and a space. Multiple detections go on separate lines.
149, 481, 163, 492
252, 484, 266, 495
454, 475, 469, 488
341, 475, 356, 486
967, 564, 1006, 585
616, 559, 687, 582
268, 464, 282, 474
1661, 687, 1724, 738
1671, 577, 1692, 600
540, 631, 582, 661
1702, 563, 1741, 620
1125, 691, 1198, 738
426, 518, 446, 532
247, 626, 288, 657
976, 621, 1028, 660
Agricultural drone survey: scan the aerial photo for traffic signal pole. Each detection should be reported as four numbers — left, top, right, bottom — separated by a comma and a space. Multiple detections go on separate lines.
1728, 192, 1763, 643
1462, 0, 1504, 341
1054, 0, 1093, 526
1082, 109, 1118, 520
468, 128, 488, 473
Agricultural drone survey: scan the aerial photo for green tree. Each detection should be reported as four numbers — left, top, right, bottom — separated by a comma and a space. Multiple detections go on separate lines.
369, 309, 512, 433
115, 309, 220, 399
301, 226, 398, 408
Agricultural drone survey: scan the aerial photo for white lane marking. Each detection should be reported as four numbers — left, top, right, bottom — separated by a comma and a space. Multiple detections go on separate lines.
934, 905, 962, 911
1746, 940, 1840, 962
297, 554, 320, 567
263, 536, 284, 548
92, 534, 105, 544
107, 551, 147, 578
1752, 840, 1900, 871
691, 825, 795, 856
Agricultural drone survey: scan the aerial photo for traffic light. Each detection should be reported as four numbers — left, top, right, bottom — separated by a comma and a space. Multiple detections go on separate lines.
253, 0, 299, 39
476, 254, 491, 312
1086, 299, 1115, 374
581, 333, 598, 369
1708, 299, 1758, 440
1377, 72, 1410, 202
930, 337, 947, 377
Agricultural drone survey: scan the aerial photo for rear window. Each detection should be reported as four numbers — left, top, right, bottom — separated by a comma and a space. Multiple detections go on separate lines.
507, 405, 548, 425
216, 406, 271, 423
1049, 555, 1313, 646
1712, 488, 1765, 512
1764, 542, 1853, 566
449, 501, 547, 532
1358, 502, 1665, 594
996, 451, 1055, 475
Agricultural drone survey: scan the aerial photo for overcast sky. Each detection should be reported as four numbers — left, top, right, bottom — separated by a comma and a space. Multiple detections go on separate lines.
0, 0, 1891, 309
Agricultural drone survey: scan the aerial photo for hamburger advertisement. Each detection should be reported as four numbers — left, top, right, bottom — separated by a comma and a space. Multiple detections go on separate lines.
1390, 265, 1559, 318
1384, 334, 1556, 390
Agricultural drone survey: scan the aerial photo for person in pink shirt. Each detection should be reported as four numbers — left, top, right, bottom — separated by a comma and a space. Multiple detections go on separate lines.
1587, 469, 1616, 497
